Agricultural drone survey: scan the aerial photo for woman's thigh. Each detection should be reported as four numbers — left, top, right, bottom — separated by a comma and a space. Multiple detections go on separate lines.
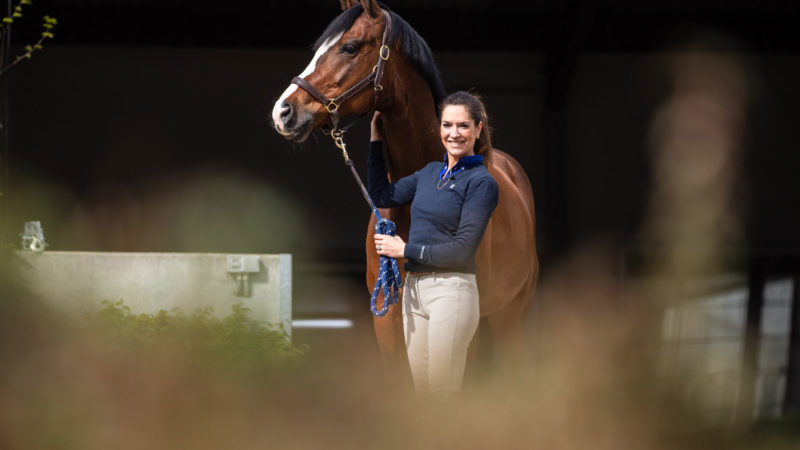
423, 273, 480, 393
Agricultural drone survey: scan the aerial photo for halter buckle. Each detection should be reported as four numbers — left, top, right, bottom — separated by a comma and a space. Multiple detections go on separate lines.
374, 84, 383, 92
379, 45, 390, 61
325, 99, 340, 113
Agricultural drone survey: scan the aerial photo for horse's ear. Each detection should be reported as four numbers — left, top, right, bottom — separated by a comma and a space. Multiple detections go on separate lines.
359, 0, 382, 18
339, 0, 357, 10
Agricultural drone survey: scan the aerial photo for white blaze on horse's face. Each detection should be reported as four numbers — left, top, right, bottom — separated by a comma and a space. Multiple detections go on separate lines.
272, 32, 344, 136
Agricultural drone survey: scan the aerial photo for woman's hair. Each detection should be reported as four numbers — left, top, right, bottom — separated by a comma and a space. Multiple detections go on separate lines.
439, 91, 492, 163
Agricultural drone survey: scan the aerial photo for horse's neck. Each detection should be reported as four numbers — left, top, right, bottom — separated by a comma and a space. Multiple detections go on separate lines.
380, 63, 441, 180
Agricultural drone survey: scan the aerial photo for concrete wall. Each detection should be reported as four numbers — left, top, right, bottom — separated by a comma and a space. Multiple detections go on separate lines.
16, 251, 292, 334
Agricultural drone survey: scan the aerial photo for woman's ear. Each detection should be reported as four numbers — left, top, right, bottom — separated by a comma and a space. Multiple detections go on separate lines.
477, 121, 483, 138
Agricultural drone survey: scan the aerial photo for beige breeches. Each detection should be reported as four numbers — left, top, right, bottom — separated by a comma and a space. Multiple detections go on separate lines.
403, 272, 480, 397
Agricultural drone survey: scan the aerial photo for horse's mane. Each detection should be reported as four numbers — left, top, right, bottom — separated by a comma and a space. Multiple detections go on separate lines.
313, 4, 446, 110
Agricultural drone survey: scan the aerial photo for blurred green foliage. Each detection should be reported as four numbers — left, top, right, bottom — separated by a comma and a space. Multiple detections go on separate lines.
87, 299, 305, 372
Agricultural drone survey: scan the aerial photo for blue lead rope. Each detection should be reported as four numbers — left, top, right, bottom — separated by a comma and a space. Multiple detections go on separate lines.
333, 133, 402, 317
370, 214, 403, 317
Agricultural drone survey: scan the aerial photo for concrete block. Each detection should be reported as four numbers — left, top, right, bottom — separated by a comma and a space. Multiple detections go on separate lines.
16, 251, 292, 335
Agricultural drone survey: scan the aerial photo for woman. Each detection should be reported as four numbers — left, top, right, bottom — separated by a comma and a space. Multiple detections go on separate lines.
368, 91, 498, 396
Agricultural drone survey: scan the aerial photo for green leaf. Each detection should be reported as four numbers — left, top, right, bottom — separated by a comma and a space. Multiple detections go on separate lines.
2, 18, 13, 24
41, 31, 53, 38
43, 23, 52, 29
21, 0, 33, 4
33, 44, 41, 50
12, 12, 21, 18
23, 45, 31, 51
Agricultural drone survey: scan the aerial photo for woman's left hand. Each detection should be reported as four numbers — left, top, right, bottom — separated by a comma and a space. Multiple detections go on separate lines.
374, 233, 406, 259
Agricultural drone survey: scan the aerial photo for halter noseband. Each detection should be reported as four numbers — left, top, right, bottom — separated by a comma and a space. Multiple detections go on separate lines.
291, 10, 393, 136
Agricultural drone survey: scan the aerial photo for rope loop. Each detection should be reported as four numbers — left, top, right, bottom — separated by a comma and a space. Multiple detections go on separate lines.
370, 216, 403, 317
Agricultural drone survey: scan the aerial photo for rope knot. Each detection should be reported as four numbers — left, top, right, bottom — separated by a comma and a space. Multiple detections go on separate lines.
375, 217, 396, 235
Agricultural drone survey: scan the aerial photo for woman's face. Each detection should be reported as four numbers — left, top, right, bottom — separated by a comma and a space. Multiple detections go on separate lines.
440, 105, 482, 164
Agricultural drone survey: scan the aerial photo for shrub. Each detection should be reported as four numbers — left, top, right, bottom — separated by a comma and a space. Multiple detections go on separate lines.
86, 299, 304, 372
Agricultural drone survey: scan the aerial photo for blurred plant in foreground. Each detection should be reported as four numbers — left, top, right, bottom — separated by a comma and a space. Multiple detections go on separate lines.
86, 300, 305, 372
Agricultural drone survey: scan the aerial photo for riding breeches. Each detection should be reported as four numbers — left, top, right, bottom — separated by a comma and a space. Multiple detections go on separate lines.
403, 272, 480, 397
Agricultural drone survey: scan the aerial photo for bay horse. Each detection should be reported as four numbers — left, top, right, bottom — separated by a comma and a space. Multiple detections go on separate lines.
271, 0, 538, 371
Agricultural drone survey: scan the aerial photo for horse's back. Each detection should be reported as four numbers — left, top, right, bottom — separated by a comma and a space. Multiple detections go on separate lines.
477, 148, 538, 316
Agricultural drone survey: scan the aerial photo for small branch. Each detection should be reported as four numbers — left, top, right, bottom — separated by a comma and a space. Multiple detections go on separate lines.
0, 14, 56, 77
0, 34, 43, 75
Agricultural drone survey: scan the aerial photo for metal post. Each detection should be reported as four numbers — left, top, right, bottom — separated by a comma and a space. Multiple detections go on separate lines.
784, 276, 800, 414
736, 261, 765, 422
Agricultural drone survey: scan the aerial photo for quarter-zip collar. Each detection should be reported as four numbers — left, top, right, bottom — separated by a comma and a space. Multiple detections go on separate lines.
439, 153, 484, 179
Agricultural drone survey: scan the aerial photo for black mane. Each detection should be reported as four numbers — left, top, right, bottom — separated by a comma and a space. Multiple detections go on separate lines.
312, 4, 446, 109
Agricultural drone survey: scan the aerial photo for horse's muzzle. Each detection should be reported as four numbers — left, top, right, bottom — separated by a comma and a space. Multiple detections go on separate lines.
272, 107, 314, 143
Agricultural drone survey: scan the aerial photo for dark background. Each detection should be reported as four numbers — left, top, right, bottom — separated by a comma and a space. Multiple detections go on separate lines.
2, 0, 800, 313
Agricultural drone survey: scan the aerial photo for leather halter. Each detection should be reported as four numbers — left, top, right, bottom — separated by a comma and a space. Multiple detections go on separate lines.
291, 10, 393, 135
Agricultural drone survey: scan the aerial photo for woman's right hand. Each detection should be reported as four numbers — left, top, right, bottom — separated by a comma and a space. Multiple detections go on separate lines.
370, 111, 384, 142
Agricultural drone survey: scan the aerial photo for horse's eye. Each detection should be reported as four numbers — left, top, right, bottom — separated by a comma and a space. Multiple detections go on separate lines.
340, 43, 358, 55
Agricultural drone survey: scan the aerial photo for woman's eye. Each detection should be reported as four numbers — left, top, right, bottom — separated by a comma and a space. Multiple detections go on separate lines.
340, 44, 358, 55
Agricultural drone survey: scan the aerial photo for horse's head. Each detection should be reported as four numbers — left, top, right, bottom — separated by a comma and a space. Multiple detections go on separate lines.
271, 0, 392, 143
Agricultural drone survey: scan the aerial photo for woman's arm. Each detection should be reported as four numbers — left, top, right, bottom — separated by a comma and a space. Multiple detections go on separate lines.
367, 112, 418, 208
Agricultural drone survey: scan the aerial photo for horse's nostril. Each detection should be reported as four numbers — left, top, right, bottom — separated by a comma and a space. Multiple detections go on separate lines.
279, 102, 293, 124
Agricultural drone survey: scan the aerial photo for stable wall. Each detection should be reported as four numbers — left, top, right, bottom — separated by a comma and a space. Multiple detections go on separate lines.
7, 45, 799, 265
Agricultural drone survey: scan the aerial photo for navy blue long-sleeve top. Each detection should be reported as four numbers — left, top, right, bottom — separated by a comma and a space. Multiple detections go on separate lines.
367, 141, 498, 274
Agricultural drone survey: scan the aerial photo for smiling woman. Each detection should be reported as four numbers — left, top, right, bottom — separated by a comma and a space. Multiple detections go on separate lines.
368, 91, 500, 396
439, 90, 492, 169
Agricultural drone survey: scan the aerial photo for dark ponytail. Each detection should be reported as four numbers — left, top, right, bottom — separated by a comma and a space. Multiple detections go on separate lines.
439, 91, 492, 164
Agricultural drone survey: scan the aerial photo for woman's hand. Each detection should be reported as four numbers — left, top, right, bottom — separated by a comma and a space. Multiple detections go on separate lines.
374, 233, 405, 259
370, 111, 384, 142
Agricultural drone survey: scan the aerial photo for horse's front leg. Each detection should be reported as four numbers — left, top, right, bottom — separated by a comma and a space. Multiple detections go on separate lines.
371, 299, 410, 379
